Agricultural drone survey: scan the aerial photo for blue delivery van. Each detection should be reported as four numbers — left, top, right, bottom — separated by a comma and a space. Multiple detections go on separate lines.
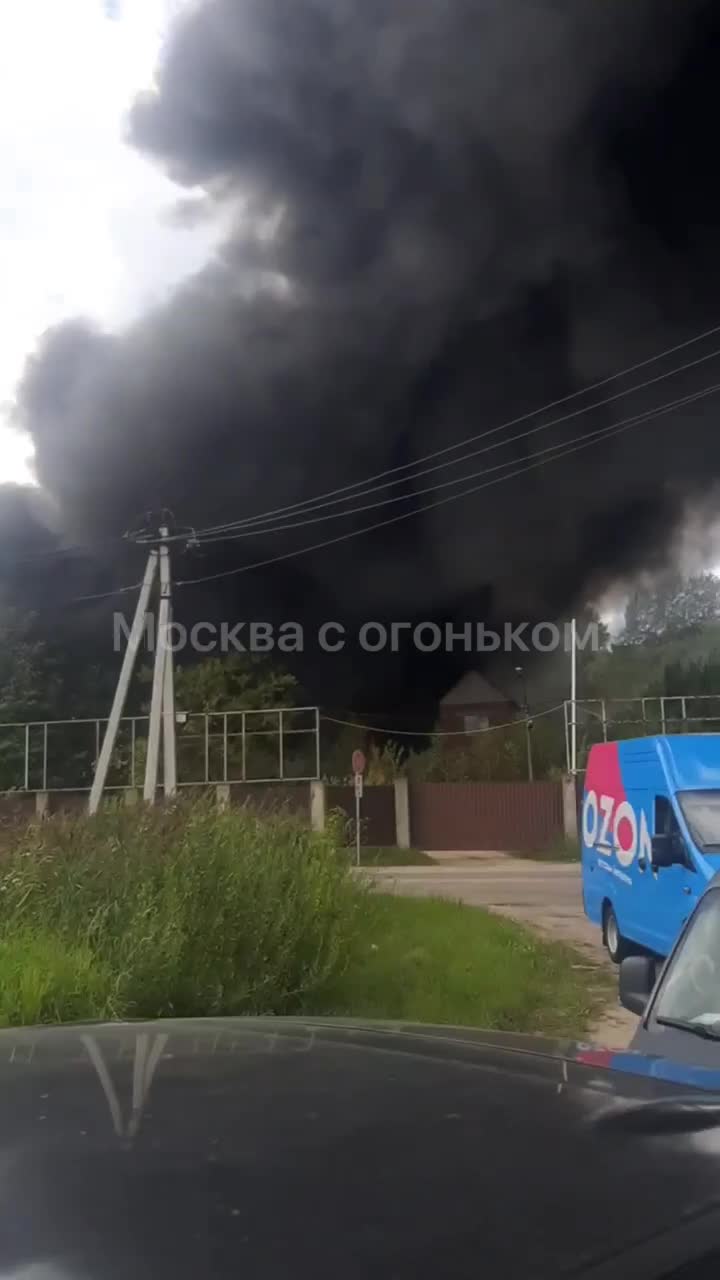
581, 735, 720, 961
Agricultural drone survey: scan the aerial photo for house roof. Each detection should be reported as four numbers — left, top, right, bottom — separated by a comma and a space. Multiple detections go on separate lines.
439, 671, 512, 706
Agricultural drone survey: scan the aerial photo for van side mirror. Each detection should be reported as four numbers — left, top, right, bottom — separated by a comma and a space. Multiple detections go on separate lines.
619, 955, 657, 1016
651, 834, 678, 869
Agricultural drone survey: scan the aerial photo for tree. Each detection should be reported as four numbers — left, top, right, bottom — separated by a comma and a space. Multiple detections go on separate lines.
0, 608, 61, 790
172, 653, 298, 713
138, 653, 306, 783
622, 572, 720, 644
575, 605, 611, 653
0, 609, 51, 723
643, 656, 720, 727
654, 656, 720, 697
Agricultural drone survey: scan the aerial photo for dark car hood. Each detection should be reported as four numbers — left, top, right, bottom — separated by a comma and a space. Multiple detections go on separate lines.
3, 1017, 720, 1280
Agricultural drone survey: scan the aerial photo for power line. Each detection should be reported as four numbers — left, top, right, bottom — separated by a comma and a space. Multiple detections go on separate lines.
320, 704, 565, 737
16, 316, 720, 604
194, 320, 720, 538
65, 375, 720, 601
195, 379, 720, 543
175, 378, 720, 588
63, 363, 720, 604
72, 580, 145, 605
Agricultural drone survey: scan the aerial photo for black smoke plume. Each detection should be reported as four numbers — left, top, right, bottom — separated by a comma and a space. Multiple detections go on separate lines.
9, 0, 720, 709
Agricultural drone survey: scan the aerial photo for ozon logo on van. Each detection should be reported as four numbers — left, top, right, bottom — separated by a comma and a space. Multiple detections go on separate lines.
582, 742, 651, 869
582, 790, 652, 868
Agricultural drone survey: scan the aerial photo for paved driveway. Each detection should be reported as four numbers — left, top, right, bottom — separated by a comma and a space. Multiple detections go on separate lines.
367, 856, 637, 1048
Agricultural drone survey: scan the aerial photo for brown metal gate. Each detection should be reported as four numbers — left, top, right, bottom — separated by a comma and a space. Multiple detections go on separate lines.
409, 781, 563, 851
325, 785, 396, 846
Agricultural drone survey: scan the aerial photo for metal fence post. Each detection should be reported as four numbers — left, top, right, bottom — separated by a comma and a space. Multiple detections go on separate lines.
660, 696, 667, 735
601, 700, 608, 742
24, 723, 30, 791
131, 719, 137, 788
242, 713, 246, 782
223, 714, 228, 784
315, 707, 321, 781
42, 722, 48, 792
563, 701, 570, 774
204, 714, 210, 784
278, 710, 284, 780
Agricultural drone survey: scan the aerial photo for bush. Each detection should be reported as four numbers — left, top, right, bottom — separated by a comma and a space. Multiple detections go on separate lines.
0, 799, 367, 1025
405, 715, 567, 783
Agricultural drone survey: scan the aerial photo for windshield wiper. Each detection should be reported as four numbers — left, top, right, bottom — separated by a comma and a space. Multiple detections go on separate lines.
656, 1015, 720, 1040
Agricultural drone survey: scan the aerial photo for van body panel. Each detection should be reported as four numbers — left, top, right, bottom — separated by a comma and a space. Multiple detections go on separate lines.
580, 735, 720, 956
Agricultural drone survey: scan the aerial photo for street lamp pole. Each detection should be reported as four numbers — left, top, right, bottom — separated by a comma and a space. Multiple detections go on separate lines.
515, 665, 534, 783
570, 617, 578, 775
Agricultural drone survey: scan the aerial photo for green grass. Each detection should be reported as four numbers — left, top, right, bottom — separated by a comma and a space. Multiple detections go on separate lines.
351, 847, 434, 867
0, 800, 367, 1026
0, 802, 598, 1037
0, 930, 116, 1027
305, 894, 600, 1036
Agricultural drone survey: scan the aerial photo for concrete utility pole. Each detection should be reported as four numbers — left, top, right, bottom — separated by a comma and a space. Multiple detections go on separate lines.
162, 578, 177, 799
89, 523, 177, 814
144, 528, 177, 802
89, 552, 157, 815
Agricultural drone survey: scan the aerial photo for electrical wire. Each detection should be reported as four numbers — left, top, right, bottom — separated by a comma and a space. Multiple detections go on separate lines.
175, 377, 720, 588
71, 580, 146, 604
63, 361, 720, 603
320, 703, 565, 737
194, 380, 720, 542
193, 320, 720, 538
17, 315, 720, 603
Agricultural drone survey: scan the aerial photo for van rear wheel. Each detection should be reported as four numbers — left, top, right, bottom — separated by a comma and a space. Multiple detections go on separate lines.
603, 905, 630, 964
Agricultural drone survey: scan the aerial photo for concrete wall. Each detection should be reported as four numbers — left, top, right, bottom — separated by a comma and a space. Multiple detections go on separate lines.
0, 783, 313, 823
1, 780, 569, 853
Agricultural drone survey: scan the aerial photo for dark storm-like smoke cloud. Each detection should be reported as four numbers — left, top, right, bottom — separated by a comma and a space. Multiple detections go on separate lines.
13, 0, 720, 639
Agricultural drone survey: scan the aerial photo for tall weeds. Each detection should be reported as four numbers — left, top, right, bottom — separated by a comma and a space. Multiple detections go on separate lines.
0, 798, 366, 1026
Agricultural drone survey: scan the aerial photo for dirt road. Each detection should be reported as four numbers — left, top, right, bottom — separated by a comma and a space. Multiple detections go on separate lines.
367, 856, 637, 1048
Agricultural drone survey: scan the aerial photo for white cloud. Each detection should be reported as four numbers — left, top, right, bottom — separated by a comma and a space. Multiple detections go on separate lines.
0, 427, 35, 486
0, 0, 219, 484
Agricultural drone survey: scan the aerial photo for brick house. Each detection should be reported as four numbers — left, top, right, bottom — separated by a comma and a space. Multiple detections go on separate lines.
438, 671, 519, 734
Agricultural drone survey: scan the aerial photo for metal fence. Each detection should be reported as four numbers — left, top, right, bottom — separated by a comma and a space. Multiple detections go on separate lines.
0, 707, 320, 794
564, 695, 720, 771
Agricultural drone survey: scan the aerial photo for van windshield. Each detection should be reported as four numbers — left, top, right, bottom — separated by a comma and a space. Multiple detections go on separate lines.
678, 791, 720, 852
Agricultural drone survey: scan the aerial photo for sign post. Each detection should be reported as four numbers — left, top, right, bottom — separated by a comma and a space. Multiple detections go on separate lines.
352, 750, 366, 867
